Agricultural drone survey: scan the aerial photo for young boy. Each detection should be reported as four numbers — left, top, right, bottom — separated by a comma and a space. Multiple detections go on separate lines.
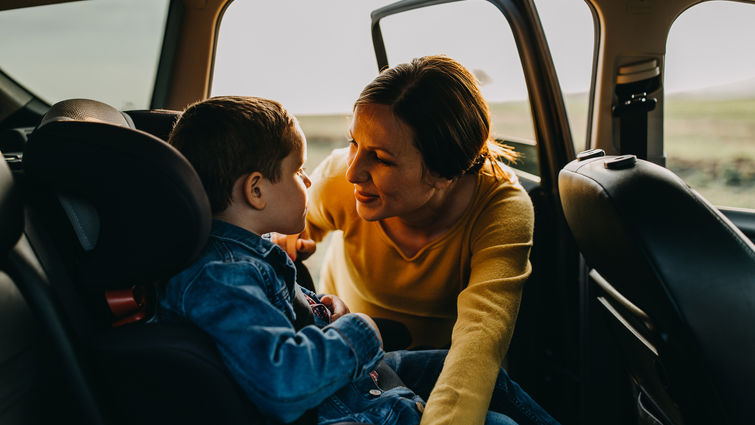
159, 96, 424, 425
160, 96, 559, 425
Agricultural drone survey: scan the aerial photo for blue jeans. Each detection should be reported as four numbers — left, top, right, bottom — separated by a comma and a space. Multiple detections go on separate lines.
382, 350, 560, 425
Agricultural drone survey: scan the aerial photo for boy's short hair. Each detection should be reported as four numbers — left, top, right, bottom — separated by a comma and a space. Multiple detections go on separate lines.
169, 96, 298, 213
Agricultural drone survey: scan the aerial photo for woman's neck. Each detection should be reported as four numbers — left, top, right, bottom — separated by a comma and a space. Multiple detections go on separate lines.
380, 173, 476, 254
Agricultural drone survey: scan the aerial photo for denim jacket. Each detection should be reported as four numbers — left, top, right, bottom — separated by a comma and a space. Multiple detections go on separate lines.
159, 220, 424, 425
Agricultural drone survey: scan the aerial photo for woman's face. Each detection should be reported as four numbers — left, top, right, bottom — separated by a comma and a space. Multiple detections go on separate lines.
346, 103, 444, 222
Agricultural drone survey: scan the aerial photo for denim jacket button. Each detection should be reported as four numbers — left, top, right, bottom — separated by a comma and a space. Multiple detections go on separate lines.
368, 389, 382, 396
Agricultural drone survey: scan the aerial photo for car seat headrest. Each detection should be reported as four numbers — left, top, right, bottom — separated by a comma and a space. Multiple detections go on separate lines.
124, 109, 181, 141
0, 155, 22, 255
24, 99, 211, 291
38, 98, 135, 129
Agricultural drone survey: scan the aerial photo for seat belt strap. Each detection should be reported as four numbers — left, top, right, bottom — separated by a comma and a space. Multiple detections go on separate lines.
613, 92, 656, 159
612, 59, 661, 160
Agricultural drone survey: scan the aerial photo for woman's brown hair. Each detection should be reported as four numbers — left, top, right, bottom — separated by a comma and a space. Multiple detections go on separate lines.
354, 55, 517, 179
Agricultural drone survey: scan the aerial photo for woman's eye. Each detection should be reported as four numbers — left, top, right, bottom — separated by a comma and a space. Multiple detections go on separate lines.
372, 152, 392, 166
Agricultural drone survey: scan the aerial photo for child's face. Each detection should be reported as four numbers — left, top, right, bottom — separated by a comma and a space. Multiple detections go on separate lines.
265, 125, 311, 234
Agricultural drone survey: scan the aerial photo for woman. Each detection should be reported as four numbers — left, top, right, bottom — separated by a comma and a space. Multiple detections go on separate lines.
291, 55, 536, 425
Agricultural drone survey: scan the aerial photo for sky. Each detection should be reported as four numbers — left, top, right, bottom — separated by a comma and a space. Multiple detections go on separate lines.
0, 0, 754, 113
212, 0, 596, 114
212, 0, 755, 114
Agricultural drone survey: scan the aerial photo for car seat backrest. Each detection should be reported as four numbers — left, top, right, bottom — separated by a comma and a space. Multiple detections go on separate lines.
559, 154, 755, 425
0, 153, 104, 424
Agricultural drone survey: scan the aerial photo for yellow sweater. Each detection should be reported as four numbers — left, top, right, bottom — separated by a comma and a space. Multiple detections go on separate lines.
306, 148, 534, 425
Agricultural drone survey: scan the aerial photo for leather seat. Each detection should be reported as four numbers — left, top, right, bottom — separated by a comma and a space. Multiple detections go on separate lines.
558, 152, 755, 425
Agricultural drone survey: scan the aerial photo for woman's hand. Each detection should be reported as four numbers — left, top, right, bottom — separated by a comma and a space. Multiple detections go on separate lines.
319, 294, 350, 321
270, 232, 316, 261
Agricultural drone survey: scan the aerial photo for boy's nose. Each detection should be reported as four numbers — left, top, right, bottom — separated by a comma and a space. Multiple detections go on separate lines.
303, 172, 312, 188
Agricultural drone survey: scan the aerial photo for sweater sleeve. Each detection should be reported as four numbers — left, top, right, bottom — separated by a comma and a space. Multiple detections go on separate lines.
420, 185, 534, 425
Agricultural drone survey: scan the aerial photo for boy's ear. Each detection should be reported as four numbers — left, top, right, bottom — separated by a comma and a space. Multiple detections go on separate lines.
243, 172, 266, 210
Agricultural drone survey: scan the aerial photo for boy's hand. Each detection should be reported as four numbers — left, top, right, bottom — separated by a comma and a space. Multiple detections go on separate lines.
354, 313, 383, 349
270, 232, 316, 261
319, 294, 350, 322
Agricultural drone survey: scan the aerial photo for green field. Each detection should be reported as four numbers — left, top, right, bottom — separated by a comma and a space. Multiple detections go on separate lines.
665, 97, 755, 208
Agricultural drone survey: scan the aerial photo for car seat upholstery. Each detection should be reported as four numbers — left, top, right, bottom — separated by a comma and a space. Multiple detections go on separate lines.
558, 153, 755, 425
21, 98, 267, 425
0, 151, 104, 424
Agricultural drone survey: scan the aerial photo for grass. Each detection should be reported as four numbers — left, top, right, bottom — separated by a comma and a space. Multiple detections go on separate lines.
665, 97, 755, 208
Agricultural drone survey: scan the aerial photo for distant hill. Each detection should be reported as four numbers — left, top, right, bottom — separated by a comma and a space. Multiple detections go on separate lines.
667, 77, 755, 100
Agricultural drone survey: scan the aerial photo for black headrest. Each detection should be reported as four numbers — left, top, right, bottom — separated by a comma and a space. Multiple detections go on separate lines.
23, 99, 211, 291
0, 155, 22, 256
38, 98, 135, 129
125, 109, 181, 141
559, 155, 755, 419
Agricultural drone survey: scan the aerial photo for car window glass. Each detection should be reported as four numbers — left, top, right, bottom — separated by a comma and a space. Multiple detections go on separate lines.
0, 0, 169, 110
533, 0, 595, 152
378, 0, 538, 177
664, 1, 755, 209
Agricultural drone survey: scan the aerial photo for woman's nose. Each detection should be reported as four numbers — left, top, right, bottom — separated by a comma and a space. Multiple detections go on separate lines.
303, 171, 312, 188
346, 151, 368, 184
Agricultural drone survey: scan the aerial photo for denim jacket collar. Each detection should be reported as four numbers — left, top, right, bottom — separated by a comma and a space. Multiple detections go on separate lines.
210, 219, 277, 258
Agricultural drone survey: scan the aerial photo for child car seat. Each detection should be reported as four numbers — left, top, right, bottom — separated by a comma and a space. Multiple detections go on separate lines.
21, 98, 264, 425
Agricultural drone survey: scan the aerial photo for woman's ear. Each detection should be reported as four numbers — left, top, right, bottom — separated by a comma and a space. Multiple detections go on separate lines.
243, 172, 266, 210
431, 176, 453, 191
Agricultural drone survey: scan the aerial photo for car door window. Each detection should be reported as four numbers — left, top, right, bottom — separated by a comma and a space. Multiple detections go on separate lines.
377, 0, 538, 177
664, 1, 755, 209
533, 0, 595, 152
0, 0, 169, 110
